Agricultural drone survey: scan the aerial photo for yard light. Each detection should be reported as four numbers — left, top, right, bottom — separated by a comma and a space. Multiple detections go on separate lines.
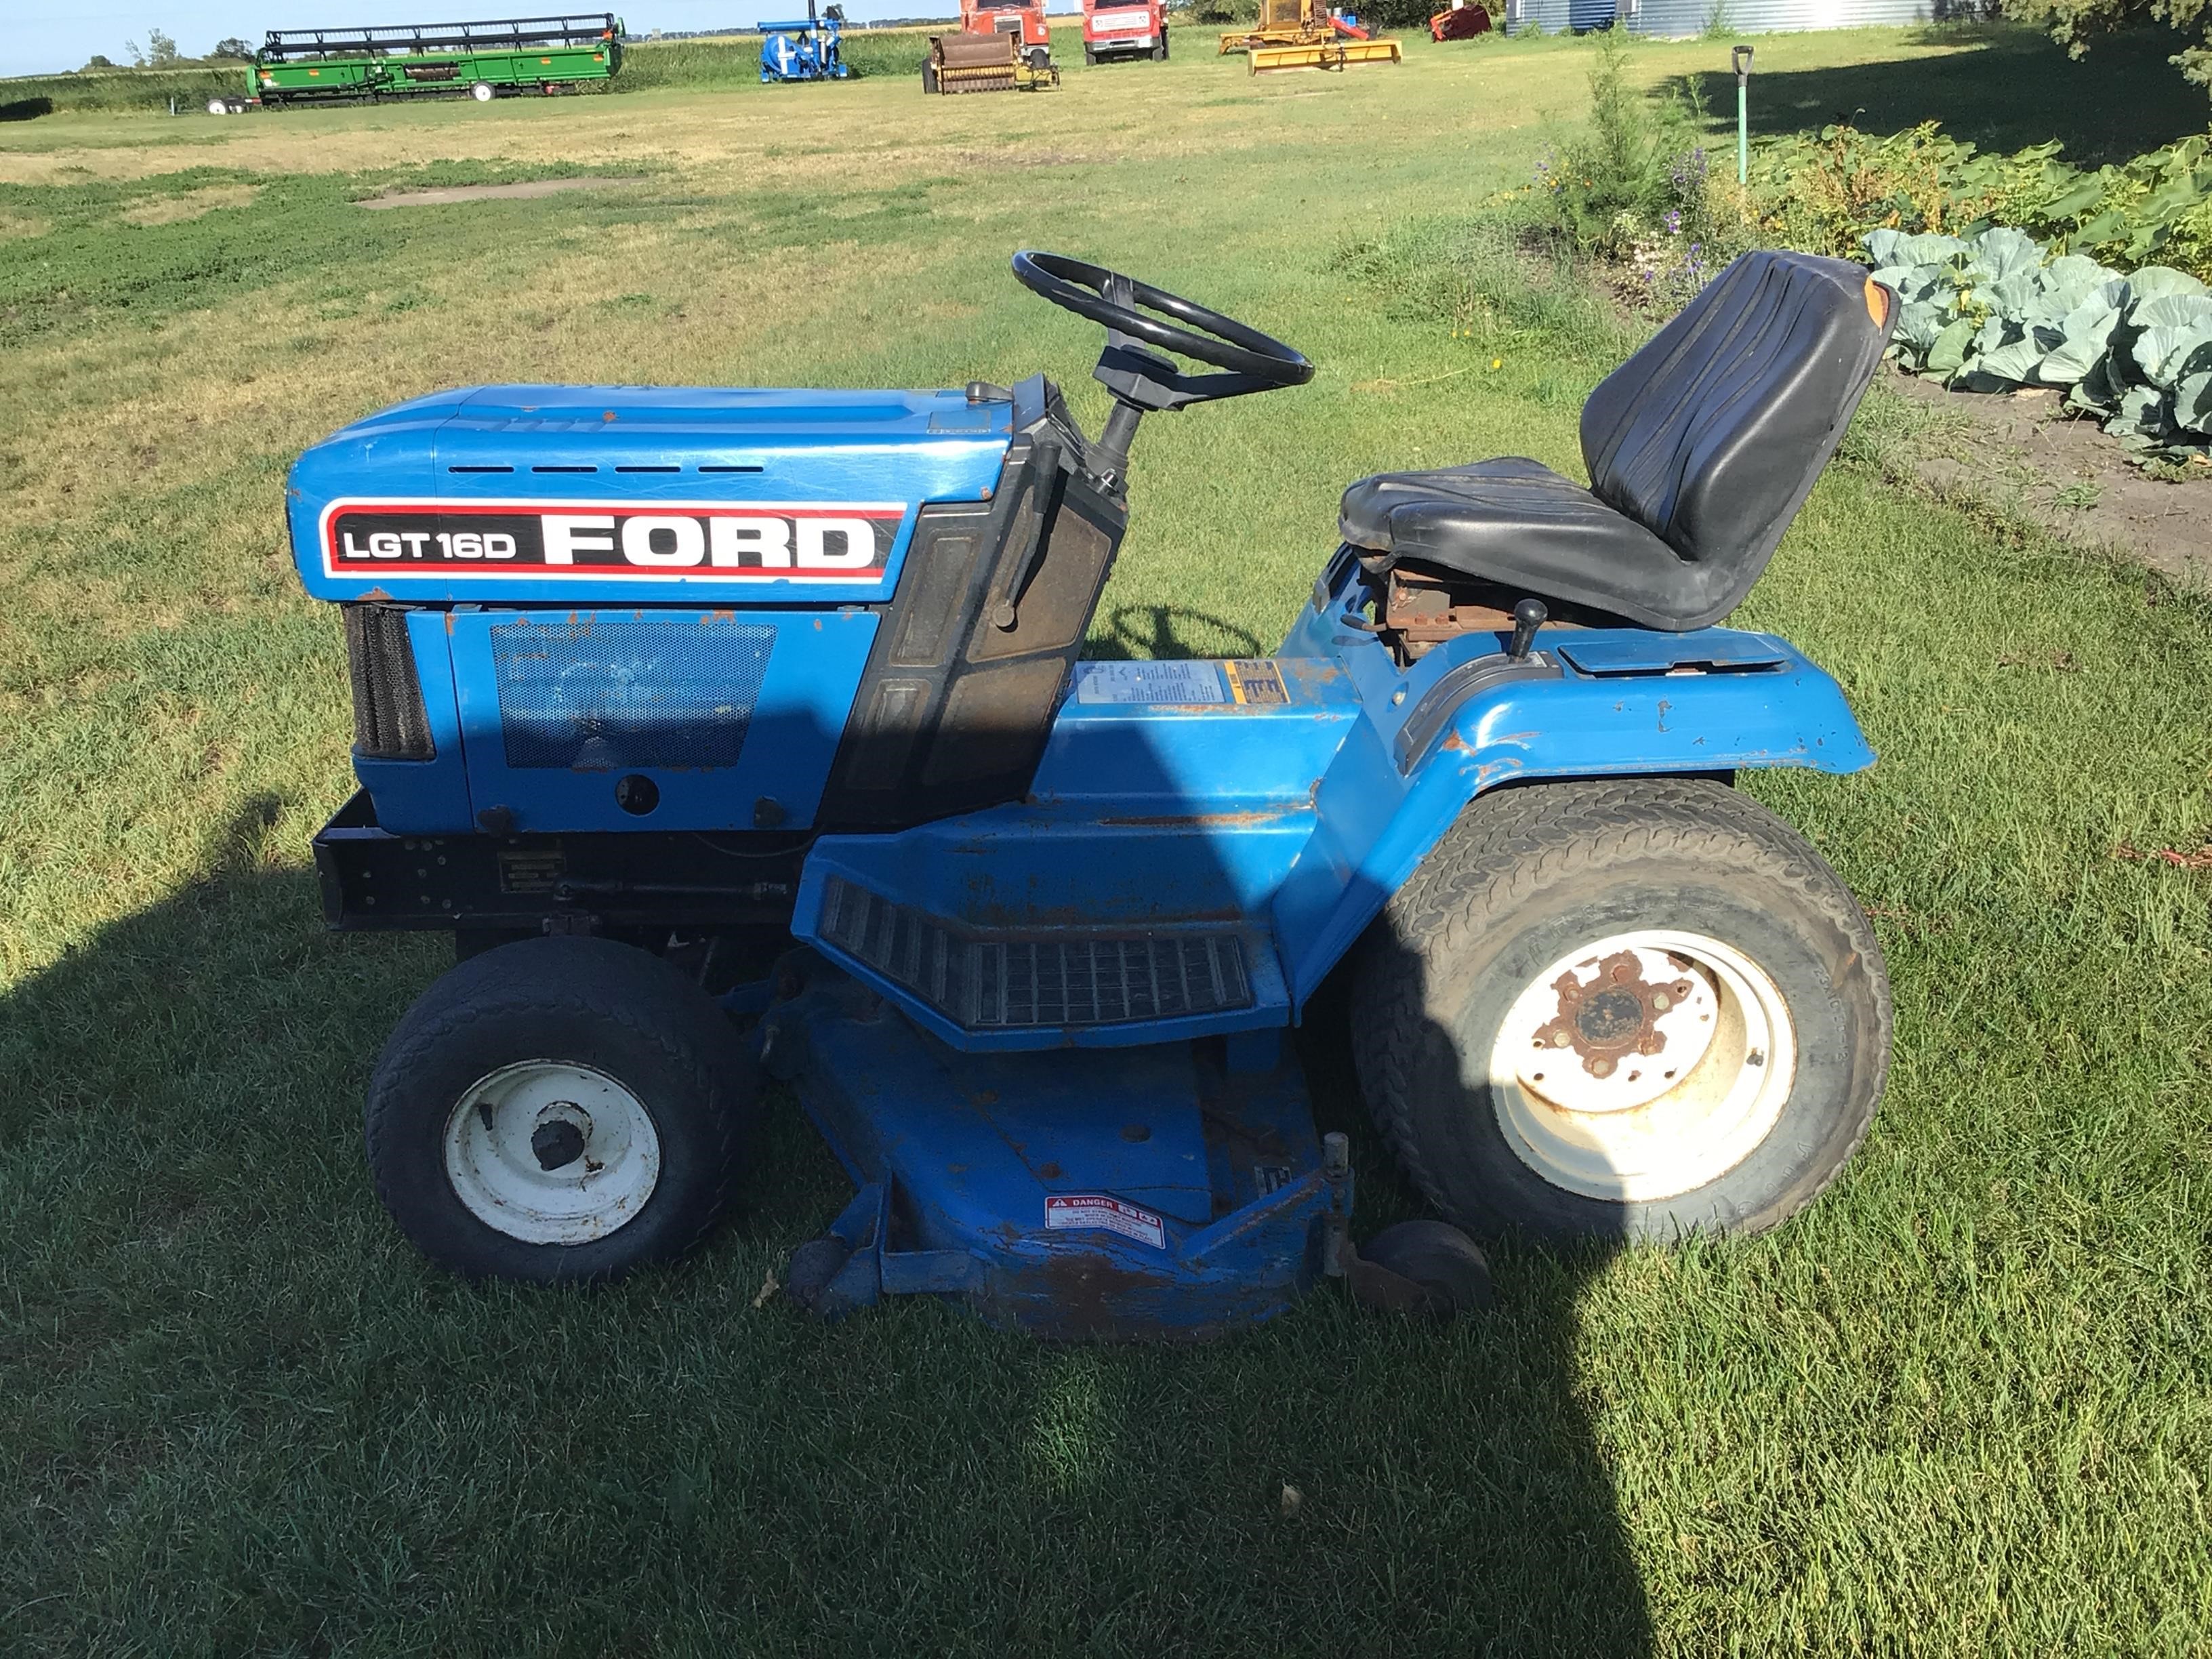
1732, 44, 1753, 184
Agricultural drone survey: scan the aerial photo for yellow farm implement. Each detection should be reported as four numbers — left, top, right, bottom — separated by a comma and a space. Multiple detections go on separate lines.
923, 29, 1061, 93
1219, 0, 1399, 71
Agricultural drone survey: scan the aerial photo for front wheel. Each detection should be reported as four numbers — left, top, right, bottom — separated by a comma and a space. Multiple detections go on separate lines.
1353, 777, 1889, 1242
365, 936, 760, 1282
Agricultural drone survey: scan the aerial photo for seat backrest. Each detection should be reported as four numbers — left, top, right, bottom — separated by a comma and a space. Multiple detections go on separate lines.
1581, 250, 1892, 584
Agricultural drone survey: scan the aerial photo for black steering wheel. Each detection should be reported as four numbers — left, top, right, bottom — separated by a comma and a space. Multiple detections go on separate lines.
1012, 251, 1313, 392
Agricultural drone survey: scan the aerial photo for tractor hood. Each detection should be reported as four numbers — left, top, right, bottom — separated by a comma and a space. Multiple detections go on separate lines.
287, 384, 1013, 606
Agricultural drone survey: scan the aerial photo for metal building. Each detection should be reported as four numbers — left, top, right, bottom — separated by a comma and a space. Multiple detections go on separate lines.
1504, 0, 1931, 35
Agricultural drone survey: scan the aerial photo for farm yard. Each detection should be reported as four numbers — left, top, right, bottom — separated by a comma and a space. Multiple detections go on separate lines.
3, 21, 2211, 1654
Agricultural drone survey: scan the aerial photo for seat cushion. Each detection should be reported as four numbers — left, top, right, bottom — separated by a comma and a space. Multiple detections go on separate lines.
1337, 457, 1690, 630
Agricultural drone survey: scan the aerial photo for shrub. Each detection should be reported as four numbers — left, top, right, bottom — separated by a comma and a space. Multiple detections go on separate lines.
1515, 30, 1752, 305
1746, 122, 2212, 282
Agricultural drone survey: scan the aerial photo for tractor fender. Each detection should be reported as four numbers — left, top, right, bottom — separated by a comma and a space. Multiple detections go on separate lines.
1279, 635, 1875, 1004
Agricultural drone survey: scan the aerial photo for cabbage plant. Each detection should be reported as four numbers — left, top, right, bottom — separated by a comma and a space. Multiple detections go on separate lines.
1866, 226, 2212, 465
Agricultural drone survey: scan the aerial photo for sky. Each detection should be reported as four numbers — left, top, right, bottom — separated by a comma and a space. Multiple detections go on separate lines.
7, 1, 972, 78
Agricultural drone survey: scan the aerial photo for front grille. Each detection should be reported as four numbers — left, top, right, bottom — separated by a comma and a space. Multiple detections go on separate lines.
490, 616, 773, 771
344, 604, 434, 760
818, 876, 1253, 1030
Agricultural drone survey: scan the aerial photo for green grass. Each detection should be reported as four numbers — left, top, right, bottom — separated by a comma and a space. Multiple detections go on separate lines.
3, 23, 2211, 1656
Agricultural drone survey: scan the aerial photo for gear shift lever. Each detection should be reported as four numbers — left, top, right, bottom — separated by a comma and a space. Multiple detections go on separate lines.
1508, 598, 1547, 661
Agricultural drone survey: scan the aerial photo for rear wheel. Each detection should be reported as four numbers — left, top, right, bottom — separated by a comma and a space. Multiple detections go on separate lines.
1084, 44, 1097, 65
365, 936, 760, 1282
1352, 777, 1889, 1242
1154, 37, 1169, 59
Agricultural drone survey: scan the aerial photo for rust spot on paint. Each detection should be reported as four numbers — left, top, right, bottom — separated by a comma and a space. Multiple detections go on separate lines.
1097, 808, 1293, 830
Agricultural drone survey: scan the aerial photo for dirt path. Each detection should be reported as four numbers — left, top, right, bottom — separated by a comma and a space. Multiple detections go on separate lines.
1884, 369, 2211, 590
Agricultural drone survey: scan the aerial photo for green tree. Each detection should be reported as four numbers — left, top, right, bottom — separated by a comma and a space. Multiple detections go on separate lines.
211, 36, 253, 58
2007, 0, 2212, 92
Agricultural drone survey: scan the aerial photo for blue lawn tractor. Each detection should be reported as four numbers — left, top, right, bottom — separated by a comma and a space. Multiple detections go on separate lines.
759, 1, 848, 82
294, 249, 1898, 1334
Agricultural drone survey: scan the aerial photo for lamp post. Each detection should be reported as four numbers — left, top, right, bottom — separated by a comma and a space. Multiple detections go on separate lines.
1732, 44, 1753, 185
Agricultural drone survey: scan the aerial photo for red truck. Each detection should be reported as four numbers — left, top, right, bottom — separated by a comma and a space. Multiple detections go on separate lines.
1081, 0, 1168, 62
962, 0, 1054, 68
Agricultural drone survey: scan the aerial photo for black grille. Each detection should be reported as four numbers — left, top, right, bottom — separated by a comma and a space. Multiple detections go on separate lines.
343, 605, 434, 760
819, 877, 1252, 1030
490, 617, 773, 771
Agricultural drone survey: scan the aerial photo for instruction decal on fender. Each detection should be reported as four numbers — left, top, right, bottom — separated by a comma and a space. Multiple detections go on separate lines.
1074, 660, 1227, 705
320, 498, 904, 581
1043, 1194, 1167, 1249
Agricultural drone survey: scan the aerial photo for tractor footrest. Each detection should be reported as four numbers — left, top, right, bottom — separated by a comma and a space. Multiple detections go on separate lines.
817, 875, 1253, 1031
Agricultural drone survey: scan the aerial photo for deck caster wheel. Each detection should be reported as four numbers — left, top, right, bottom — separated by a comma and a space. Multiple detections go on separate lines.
365, 937, 760, 1284
1353, 777, 1891, 1243
783, 1234, 854, 1314
470, 79, 495, 102
1349, 1219, 1493, 1316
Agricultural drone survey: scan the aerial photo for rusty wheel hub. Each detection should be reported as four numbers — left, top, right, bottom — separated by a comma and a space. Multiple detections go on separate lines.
1531, 949, 1698, 1082
1488, 930, 1797, 1202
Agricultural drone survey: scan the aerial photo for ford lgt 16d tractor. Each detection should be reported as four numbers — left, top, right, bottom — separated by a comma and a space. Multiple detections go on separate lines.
293, 251, 1896, 1336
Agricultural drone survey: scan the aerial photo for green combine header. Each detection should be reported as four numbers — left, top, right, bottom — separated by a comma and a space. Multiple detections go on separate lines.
227, 13, 623, 109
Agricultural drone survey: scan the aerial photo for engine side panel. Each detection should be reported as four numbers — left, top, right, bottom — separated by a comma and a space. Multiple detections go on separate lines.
447, 606, 880, 835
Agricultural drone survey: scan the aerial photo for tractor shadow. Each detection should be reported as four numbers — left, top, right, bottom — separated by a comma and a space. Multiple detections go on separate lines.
1, 795, 1650, 1654
1667, 24, 2203, 165
1288, 951, 1649, 1654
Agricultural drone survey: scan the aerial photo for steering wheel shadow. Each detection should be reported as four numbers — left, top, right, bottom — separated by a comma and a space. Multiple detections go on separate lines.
1086, 602, 1269, 663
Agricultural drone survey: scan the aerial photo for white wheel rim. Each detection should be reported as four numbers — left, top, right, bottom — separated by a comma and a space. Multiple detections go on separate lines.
1488, 929, 1796, 1203
443, 1060, 661, 1244
472, 82, 493, 100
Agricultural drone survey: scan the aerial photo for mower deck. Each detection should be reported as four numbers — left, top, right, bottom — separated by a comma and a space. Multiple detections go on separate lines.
759, 962, 1344, 1338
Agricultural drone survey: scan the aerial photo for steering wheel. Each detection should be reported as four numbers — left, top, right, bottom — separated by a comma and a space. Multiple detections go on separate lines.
1012, 251, 1313, 390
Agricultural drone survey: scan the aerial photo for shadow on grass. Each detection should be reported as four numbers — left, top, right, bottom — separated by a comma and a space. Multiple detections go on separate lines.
1672, 24, 2205, 165
1, 797, 1650, 1654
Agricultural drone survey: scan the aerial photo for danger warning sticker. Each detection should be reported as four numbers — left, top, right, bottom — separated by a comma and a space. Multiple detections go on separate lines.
1043, 1194, 1167, 1250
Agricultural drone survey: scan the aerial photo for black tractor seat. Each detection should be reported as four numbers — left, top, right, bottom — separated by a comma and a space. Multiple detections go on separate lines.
1339, 251, 1896, 632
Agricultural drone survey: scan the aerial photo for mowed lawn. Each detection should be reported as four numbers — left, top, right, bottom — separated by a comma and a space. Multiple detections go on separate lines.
3, 26, 2210, 1656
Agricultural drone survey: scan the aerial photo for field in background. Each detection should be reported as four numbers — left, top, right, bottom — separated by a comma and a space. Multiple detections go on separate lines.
0, 15, 1081, 115
3, 26, 2211, 1655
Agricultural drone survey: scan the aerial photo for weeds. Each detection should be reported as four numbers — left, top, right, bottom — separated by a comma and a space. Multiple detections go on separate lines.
1511, 30, 1751, 307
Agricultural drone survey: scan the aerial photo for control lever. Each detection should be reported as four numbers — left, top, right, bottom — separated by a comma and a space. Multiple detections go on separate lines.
988, 435, 1061, 631
1508, 598, 1547, 661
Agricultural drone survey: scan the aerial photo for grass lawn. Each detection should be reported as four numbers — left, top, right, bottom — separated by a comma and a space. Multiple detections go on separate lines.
3, 23, 2210, 1656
